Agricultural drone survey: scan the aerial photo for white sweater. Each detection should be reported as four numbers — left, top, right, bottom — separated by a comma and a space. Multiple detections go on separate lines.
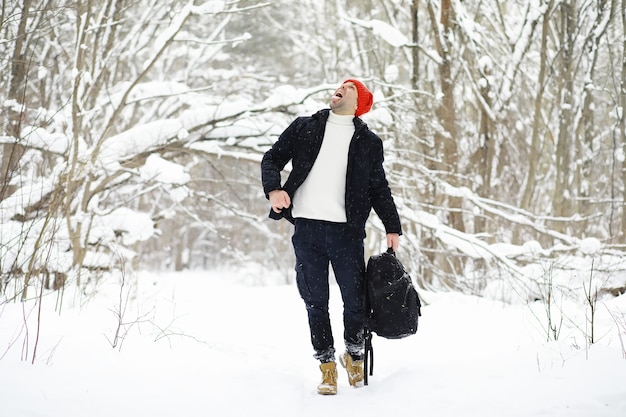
291, 111, 355, 223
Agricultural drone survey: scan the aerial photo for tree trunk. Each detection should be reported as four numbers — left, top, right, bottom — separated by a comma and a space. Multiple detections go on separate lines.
552, 0, 576, 233
576, 0, 615, 236
475, 61, 494, 235
1, 0, 32, 201
411, 0, 420, 89
521, 0, 554, 211
618, 1, 626, 239
437, 0, 463, 234
424, 0, 464, 285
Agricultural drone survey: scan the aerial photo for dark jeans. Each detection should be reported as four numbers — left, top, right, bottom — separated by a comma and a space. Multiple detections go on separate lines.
291, 218, 366, 363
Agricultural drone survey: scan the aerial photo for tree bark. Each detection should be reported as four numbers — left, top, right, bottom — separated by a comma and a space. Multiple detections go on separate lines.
521, 0, 554, 211
475, 61, 494, 234
411, 0, 420, 89
618, 1, 626, 237
552, 0, 576, 233
437, 0, 463, 234
1, 0, 32, 201
576, 0, 615, 236
424, 0, 464, 285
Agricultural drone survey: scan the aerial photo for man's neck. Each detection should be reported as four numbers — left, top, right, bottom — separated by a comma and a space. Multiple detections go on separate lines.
329, 110, 355, 124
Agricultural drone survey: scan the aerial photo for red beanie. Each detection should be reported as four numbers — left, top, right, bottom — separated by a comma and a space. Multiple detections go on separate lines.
344, 78, 373, 117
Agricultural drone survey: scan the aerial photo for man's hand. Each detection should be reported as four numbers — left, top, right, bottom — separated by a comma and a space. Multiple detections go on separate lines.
269, 190, 291, 214
387, 233, 400, 252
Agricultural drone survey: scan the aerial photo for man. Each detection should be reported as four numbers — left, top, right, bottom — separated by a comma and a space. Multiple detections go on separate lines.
261, 79, 402, 395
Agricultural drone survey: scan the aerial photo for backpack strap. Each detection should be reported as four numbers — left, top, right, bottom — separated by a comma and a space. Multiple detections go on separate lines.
363, 247, 395, 385
364, 327, 374, 385
364, 251, 381, 386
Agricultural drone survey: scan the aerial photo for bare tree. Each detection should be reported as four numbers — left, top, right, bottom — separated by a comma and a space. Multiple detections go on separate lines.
620, 0, 626, 240
1, 0, 625, 302
521, 0, 556, 212
1, 0, 32, 201
0, 0, 273, 298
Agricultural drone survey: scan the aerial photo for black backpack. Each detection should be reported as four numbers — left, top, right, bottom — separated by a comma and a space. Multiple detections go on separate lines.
363, 248, 422, 384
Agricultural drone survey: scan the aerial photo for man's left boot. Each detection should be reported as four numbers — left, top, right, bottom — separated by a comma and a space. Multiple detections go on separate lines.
317, 362, 338, 395
339, 351, 364, 387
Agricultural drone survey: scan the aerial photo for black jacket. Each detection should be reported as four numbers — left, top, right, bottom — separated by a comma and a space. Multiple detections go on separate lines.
261, 109, 402, 237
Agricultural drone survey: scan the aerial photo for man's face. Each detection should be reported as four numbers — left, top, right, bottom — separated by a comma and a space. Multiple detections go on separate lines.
330, 82, 358, 115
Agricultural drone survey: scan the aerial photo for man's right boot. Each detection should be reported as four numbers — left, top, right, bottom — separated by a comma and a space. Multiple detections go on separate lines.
339, 351, 364, 387
317, 362, 338, 395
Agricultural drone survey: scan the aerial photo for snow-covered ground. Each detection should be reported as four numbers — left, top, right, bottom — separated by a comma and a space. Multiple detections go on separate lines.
1, 267, 625, 417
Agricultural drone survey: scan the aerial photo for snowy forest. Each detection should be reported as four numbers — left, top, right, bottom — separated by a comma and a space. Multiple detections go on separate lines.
1, 0, 626, 301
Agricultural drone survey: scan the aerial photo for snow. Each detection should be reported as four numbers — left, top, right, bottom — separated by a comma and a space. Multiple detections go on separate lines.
0, 177, 53, 223
580, 237, 602, 256
369, 19, 408, 47
1, 267, 625, 417
191, 0, 226, 15
148, 2, 194, 68
98, 119, 185, 163
96, 207, 155, 245
346, 17, 408, 47
139, 154, 190, 186
1, 9, 626, 416
384, 64, 400, 83
19, 126, 70, 154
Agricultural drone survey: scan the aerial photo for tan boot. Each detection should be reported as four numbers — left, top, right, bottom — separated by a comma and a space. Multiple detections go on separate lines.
317, 362, 338, 395
339, 352, 364, 387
